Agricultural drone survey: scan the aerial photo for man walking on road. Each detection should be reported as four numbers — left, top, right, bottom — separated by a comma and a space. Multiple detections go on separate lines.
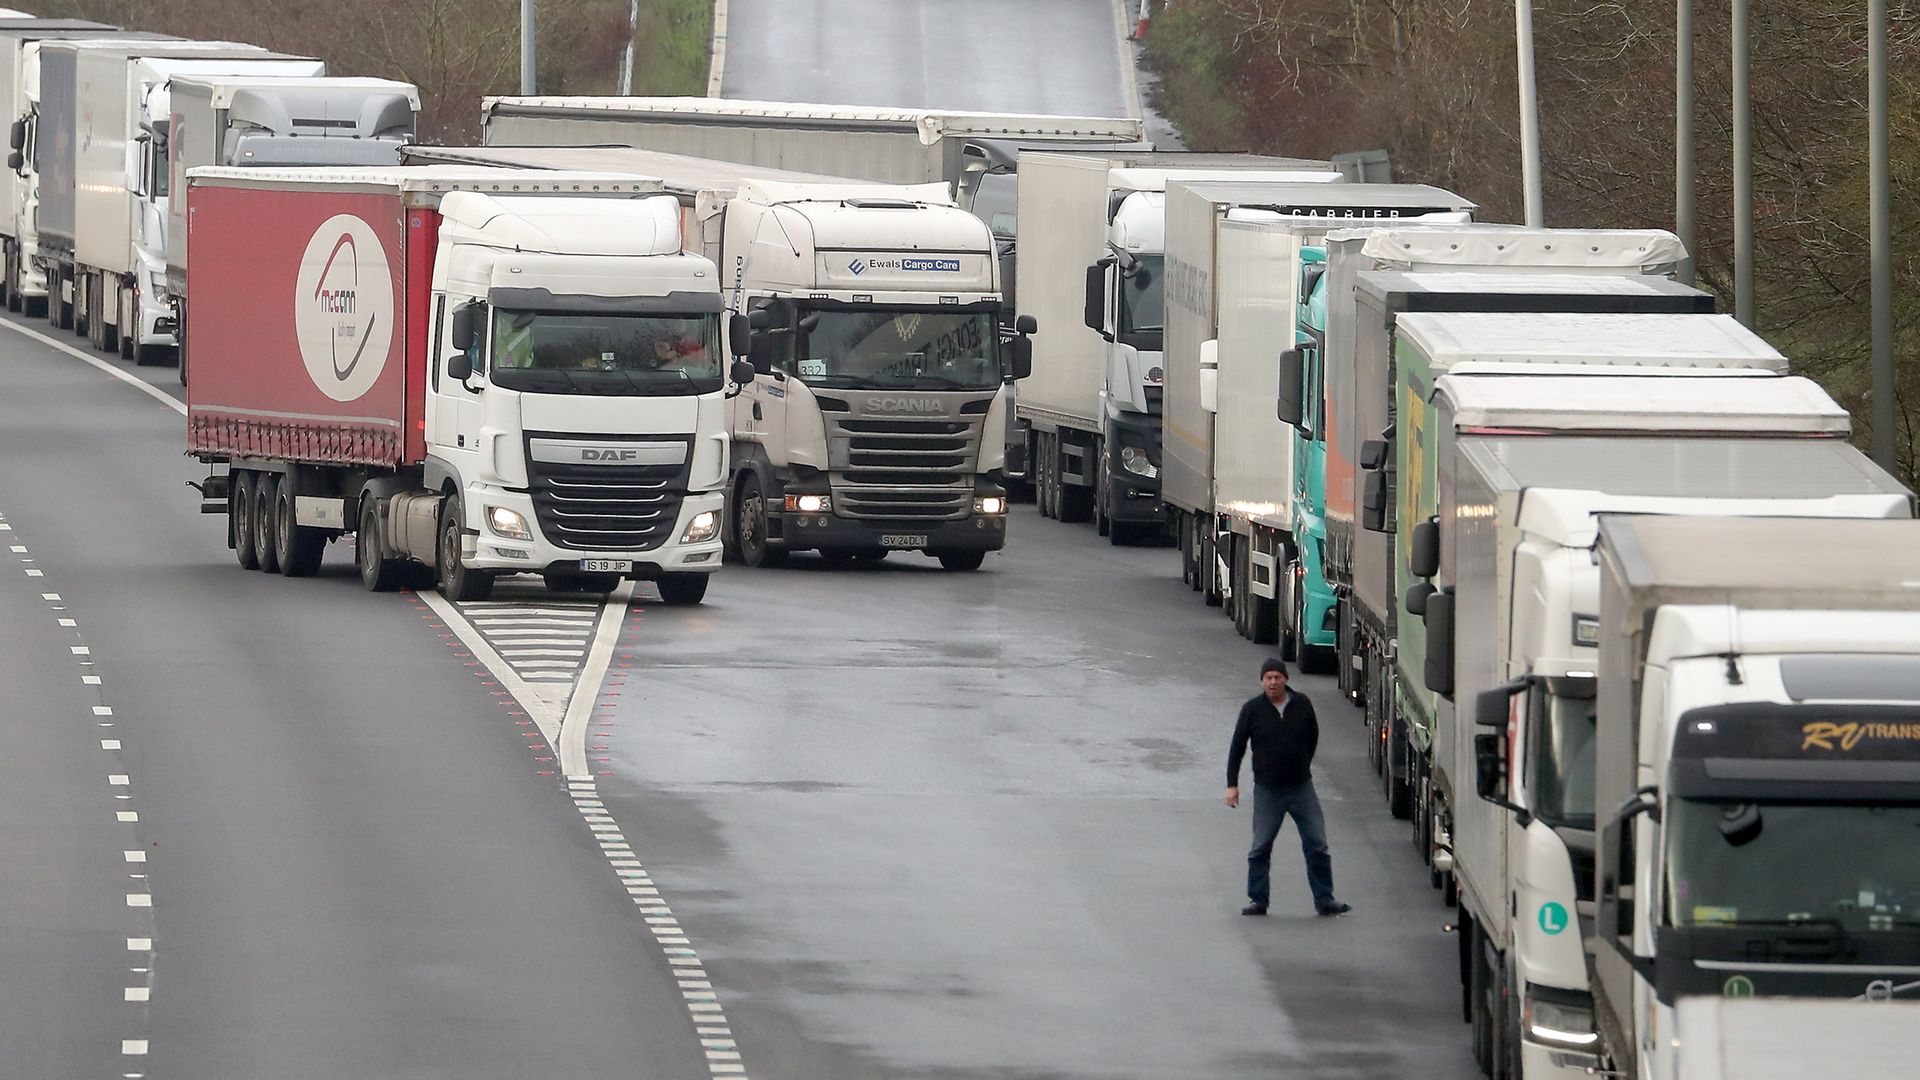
1227, 659, 1351, 917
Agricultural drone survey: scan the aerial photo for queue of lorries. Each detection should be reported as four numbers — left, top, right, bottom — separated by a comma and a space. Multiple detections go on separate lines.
1, 12, 1913, 1078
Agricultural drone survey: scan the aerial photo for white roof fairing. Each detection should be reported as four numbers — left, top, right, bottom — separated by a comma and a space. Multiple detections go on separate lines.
480, 96, 1146, 144
1437, 372, 1850, 434
1397, 312, 1787, 371
1362, 227, 1688, 271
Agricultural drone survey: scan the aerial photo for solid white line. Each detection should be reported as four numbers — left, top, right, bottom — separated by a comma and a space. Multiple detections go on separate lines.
1111, 0, 1145, 120
500, 649, 586, 658
511, 660, 582, 670
707, 0, 730, 97
560, 581, 633, 776
0, 316, 187, 416
414, 588, 561, 747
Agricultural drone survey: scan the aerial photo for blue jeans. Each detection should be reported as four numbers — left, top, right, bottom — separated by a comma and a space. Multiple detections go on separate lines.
1247, 780, 1335, 911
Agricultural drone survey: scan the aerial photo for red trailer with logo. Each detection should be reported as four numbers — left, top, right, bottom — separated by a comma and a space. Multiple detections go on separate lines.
184, 166, 665, 581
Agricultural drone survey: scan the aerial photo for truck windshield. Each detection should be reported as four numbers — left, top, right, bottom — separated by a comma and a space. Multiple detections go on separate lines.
793, 308, 1000, 391
1120, 254, 1164, 336
1664, 801, 1920, 929
1530, 692, 1598, 829
490, 311, 721, 396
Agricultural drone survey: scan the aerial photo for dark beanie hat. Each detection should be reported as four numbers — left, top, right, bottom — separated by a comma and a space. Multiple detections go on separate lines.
1261, 658, 1289, 677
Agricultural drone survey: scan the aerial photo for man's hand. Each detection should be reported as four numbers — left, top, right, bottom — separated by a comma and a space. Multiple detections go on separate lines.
1225, 786, 1239, 809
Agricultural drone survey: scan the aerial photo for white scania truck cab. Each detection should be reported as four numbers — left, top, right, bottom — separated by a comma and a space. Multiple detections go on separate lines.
717, 179, 1023, 570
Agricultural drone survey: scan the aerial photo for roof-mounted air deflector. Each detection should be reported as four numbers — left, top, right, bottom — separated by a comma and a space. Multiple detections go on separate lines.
841, 197, 921, 210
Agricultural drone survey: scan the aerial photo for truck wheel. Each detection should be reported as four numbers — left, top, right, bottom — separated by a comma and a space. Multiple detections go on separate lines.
437, 500, 493, 602
357, 500, 403, 592
1035, 434, 1054, 519
1095, 457, 1111, 537
656, 573, 709, 606
1387, 721, 1414, 820
1, 250, 14, 311
100, 284, 121, 356
1470, 924, 1495, 1075
935, 550, 986, 572
736, 475, 786, 569
274, 481, 326, 578
251, 474, 283, 573
53, 269, 71, 329
232, 471, 260, 571
1200, 529, 1222, 607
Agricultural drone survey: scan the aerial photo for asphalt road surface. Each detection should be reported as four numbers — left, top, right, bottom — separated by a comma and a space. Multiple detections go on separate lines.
720, 0, 1137, 117
0, 308, 1480, 1077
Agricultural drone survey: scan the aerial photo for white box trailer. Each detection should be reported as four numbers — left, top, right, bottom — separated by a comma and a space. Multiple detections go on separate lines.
1431, 371, 1907, 1078
0, 25, 165, 314
479, 96, 1144, 206
1013, 155, 1341, 534
1589, 515, 1920, 1080
1158, 180, 1472, 639
34, 38, 314, 351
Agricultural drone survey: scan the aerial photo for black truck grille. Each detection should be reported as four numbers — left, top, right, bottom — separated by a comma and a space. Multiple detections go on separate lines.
528, 460, 686, 552
827, 416, 978, 521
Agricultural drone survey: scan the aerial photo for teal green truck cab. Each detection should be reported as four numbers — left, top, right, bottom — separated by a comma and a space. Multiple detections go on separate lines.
1284, 246, 1337, 672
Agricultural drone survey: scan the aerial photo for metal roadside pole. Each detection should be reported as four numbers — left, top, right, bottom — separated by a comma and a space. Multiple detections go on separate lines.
1515, 0, 1546, 227
1867, 0, 1894, 470
521, 0, 536, 95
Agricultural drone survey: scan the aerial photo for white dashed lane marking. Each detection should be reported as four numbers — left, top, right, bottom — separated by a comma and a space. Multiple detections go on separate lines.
2, 512, 157, 1064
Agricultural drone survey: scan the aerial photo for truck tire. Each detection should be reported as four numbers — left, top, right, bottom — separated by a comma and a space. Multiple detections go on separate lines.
1, 249, 14, 311
1387, 720, 1414, 820
53, 269, 72, 330
358, 500, 404, 592
252, 473, 282, 574
936, 550, 986, 572
656, 573, 709, 606
1470, 923, 1495, 1076
176, 308, 190, 387
232, 471, 260, 571
1094, 457, 1111, 537
736, 475, 786, 569
437, 499, 493, 602
1044, 430, 1059, 518
274, 481, 326, 577
1201, 529, 1222, 607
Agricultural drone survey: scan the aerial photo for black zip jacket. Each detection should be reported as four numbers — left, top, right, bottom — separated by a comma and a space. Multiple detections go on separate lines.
1226, 691, 1320, 787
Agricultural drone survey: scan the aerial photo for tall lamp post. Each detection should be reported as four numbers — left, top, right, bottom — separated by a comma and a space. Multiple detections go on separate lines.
521, 0, 536, 95
1868, 0, 1894, 469
1515, 0, 1546, 226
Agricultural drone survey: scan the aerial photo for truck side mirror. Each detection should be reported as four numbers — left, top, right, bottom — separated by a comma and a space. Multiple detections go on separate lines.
1301, 264, 1327, 298
1361, 471, 1388, 532
1423, 588, 1454, 697
1199, 339, 1219, 414
1473, 732, 1506, 801
728, 313, 751, 357
1597, 787, 1659, 981
1476, 677, 1530, 728
6, 150, 19, 173
1083, 263, 1106, 333
1410, 516, 1439, 579
729, 358, 756, 387
747, 307, 773, 331
1008, 335, 1033, 380
450, 302, 483, 351
1360, 437, 1389, 471
1404, 580, 1434, 616
8, 119, 21, 152
1016, 313, 1037, 336
445, 352, 474, 382
1276, 347, 1303, 426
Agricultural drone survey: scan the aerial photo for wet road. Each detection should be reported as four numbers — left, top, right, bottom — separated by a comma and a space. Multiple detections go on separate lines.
0, 308, 1480, 1076
720, 0, 1137, 117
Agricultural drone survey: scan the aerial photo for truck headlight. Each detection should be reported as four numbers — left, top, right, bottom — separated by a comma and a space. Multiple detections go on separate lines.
486, 505, 532, 541
784, 493, 830, 514
975, 496, 1007, 515
681, 510, 719, 543
1523, 986, 1598, 1051
1119, 445, 1158, 479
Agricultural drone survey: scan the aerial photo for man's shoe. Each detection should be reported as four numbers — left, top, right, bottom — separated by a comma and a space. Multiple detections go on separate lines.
1241, 903, 1268, 916
1316, 902, 1352, 917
